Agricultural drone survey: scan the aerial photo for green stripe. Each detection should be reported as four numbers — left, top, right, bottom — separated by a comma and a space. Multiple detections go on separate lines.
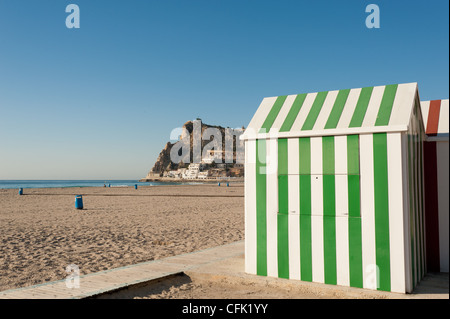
347, 135, 363, 288
299, 137, 312, 281
322, 136, 335, 175
347, 134, 360, 176
278, 175, 289, 214
256, 139, 267, 276
324, 89, 351, 129
348, 218, 363, 288
349, 87, 374, 128
277, 139, 289, 279
348, 175, 361, 218
302, 91, 328, 130
280, 94, 307, 132
375, 84, 398, 126
373, 133, 391, 292
259, 96, 287, 133
323, 136, 337, 285
299, 138, 311, 175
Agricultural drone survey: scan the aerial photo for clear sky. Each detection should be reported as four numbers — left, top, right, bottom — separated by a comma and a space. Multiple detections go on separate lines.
0, 0, 448, 179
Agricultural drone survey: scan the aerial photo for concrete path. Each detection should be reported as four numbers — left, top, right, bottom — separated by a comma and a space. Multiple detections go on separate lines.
0, 241, 244, 299
0, 240, 448, 299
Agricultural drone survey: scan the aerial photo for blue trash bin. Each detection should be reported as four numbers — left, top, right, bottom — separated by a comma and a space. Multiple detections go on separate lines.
18, 188, 23, 195
227, 182, 229, 187
218, 182, 221, 186
75, 195, 83, 209
134, 184, 138, 190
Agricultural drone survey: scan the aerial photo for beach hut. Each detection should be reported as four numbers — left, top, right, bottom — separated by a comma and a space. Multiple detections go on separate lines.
421, 99, 449, 273
241, 82, 427, 293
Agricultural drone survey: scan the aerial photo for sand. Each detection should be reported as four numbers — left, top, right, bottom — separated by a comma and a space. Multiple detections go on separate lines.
2, 184, 448, 299
0, 184, 244, 292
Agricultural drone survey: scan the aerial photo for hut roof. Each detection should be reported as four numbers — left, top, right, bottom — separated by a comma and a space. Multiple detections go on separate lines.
420, 99, 449, 141
241, 82, 420, 140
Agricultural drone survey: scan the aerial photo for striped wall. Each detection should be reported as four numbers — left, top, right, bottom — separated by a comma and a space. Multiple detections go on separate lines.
244, 83, 425, 293
245, 132, 417, 293
404, 99, 427, 289
421, 100, 449, 273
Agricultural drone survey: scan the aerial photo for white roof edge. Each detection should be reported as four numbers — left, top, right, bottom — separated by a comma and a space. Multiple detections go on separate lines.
240, 125, 408, 141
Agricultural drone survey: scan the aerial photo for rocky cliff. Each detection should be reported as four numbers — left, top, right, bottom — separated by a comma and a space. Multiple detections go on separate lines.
142, 119, 244, 180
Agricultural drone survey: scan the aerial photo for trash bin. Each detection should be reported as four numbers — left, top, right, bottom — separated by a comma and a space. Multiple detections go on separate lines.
75, 195, 83, 209
18, 188, 23, 195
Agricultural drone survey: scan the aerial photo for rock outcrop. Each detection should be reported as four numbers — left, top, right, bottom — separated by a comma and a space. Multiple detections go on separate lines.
142, 119, 244, 180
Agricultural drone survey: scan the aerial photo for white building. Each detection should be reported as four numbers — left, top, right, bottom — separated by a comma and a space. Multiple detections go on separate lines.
182, 163, 203, 179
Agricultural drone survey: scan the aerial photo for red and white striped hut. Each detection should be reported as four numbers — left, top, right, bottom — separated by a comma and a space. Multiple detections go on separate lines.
421, 99, 449, 273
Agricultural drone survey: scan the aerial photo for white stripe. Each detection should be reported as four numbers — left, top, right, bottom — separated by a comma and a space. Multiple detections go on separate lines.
387, 133, 407, 293
413, 131, 420, 283
244, 140, 257, 274
335, 176, 349, 216
420, 101, 430, 131
311, 215, 324, 284
266, 138, 278, 278
336, 88, 362, 129
418, 133, 426, 278
242, 124, 408, 141
335, 135, 350, 286
288, 138, 299, 175
401, 133, 413, 293
362, 86, 386, 127
246, 97, 277, 134
389, 83, 418, 127
436, 141, 449, 272
310, 137, 324, 283
409, 132, 418, 285
335, 135, 348, 175
438, 100, 449, 135
270, 95, 297, 133
360, 134, 377, 290
313, 90, 339, 130
310, 136, 323, 175
290, 93, 318, 131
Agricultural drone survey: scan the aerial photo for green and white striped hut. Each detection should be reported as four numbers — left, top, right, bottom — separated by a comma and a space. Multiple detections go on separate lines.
241, 82, 426, 293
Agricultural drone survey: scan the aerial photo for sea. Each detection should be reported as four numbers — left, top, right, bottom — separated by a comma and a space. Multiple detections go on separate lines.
0, 180, 200, 190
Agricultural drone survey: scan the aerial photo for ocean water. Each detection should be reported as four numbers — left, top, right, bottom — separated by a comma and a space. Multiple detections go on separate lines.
0, 180, 193, 190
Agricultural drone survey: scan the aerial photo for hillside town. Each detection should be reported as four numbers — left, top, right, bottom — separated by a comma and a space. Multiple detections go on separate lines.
141, 119, 245, 182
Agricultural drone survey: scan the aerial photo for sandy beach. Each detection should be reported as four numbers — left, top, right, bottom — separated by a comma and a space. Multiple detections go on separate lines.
0, 184, 244, 292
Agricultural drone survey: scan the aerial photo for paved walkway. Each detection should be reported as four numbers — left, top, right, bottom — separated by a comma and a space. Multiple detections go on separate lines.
0, 241, 244, 299
0, 240, 448, 299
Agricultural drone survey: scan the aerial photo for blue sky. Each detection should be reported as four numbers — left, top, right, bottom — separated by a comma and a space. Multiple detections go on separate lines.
0, 0, 448, 179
